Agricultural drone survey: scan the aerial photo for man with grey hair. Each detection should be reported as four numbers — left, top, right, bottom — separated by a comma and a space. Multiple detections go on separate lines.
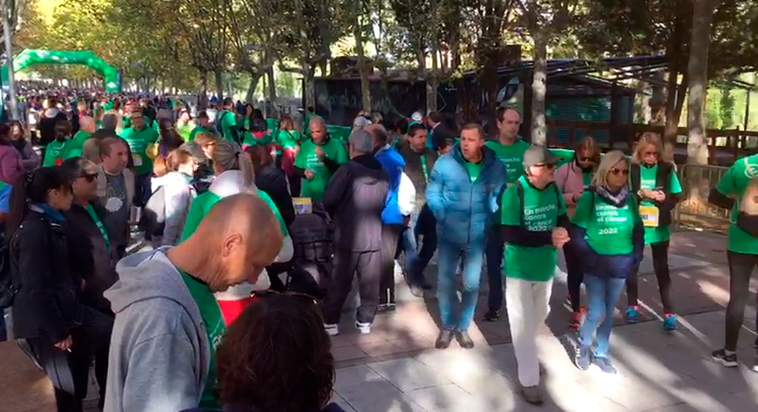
321, 129, 390, 336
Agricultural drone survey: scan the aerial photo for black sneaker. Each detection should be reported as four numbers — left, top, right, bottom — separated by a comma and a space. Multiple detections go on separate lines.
593, 356, 617, 374
483, 309, 500, 322
456, 331, 474, 349
575, 346, 591, 371
435, 329, 454, 349
711, 349, 738, 368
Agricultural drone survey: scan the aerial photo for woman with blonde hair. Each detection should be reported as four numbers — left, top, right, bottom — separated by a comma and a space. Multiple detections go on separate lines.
555, 136, 601, 328
569, 150, 644, 374
625, 132, 683, 330
181, 139, 293, 324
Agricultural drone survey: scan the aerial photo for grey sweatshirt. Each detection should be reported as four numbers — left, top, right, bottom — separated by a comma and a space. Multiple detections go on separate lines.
104, 248, 210, 412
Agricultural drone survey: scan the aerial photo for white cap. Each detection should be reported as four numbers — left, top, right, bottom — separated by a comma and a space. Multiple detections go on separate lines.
353, 116, 371, 128
411, 111, 423, 122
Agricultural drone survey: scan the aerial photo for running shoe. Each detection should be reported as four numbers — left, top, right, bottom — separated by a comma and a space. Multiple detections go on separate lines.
355, 321, 371, 335
663, 314, 677, 331
483, 309, 500, 322
711, 349, 738, 368
625, 306, 639, 324
324, 323, 339, 336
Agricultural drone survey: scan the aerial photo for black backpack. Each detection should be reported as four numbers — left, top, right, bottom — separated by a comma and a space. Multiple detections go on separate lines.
138, 185, 166, 235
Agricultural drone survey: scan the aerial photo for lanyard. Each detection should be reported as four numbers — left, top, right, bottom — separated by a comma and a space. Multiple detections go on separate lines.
420, 153, 429, 181
86, 204, 111, 255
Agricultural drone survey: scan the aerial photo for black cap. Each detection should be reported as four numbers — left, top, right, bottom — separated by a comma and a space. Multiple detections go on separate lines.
523, 145, 560, 168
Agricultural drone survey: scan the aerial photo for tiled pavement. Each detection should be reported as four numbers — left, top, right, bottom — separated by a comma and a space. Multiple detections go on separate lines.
1, 230, 756, 412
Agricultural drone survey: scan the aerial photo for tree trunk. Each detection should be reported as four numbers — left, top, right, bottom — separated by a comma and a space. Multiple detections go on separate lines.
303, 66, 316, 109
426, 0, 439, 113
530, 33, 548, 145
685, 0, 717, 203
266, 67, 277, 110
245, 73, 261, 104
214, 69, 224, 101
354, 10, 371, 113
199, 70, 209, 109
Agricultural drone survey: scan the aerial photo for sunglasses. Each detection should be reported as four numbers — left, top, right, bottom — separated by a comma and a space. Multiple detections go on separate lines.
79, 173, 97, 182
643, 151, 659, 156
610, 168, 630, 176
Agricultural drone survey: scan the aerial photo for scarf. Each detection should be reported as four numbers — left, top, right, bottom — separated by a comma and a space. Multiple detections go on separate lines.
32, 202, 65, 223
594, 186, 629, 208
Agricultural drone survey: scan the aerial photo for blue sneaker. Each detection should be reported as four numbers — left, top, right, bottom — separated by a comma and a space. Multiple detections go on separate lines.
625, 306, 639, 324
663, 314, 677, 331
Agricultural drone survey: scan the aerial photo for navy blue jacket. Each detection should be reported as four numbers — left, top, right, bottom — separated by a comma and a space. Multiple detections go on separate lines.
567, 192, 645, 278
425, 144, 506, 245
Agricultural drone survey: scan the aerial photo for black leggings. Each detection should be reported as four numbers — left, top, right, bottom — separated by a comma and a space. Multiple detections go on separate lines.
564, 248, 584, 312
724, 251, 758, 351
626, 241, 674, 314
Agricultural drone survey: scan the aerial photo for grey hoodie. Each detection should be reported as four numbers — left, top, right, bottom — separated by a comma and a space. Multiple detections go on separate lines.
104, 248, 210, 412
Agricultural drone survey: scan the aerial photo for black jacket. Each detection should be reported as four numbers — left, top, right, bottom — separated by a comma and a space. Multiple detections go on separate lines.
323, 154, 389, 252
10, 210, 82, 342
38, 109, 69, 147
630, 161, 682, 227
64, 202, 118, 313
255, 164, 295, 227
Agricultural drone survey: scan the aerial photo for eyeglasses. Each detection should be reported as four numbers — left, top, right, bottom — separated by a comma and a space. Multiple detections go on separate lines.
79, 173, 97, 182
610, 168, 630, 176
643, 151, 659, 157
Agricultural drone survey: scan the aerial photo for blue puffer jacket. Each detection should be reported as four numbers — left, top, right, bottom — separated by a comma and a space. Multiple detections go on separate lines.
375, 144, 405, 225
426, 144, 506, 245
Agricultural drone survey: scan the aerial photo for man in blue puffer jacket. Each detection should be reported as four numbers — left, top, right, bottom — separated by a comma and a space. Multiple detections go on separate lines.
369, 124, 407, 312
426, 123, 506, 350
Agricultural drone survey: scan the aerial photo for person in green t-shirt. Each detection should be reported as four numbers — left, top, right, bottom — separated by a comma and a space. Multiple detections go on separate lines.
277, 115, 302, 196
190, 111, 219, 141
217, 97, 239, 143
43, 120, 83, 166
294, 117, 349, 200
103, 195, 284, 412
569, 150, 644, 374
73, 116, 97, 146
625, 133, 683, 330
499, 145, 569, 404
176, 109, 195, 142
708, 153, 758, 368
121, 112, 160, 206
483, 106, 530, 322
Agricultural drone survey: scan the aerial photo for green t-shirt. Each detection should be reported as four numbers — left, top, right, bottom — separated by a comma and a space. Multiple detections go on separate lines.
182, 190, 289, 241
715, 154, 758, 255
121, 126, 159, 175
464, 160, 483, 182
277, 129, 301, 150
294, 138, 349, 200
218, 110, 237, 142
189, 126, 218, 141
485, 139, 530, 186
178, 270, 226, 410
582, 170, 592, 187
241, 117, 256, 146
72, 130, 90, 146
572, 192, 641, 255
177, 123, 194, 142
638, 164, 683, 244
43, 140, 83, 167
500, 176, 567, 282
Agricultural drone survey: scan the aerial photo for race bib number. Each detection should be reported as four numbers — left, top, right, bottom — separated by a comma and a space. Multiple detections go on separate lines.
133, 154, 143, 167
639, 205, 660, 228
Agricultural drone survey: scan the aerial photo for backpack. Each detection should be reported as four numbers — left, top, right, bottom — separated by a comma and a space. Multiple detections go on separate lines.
735, 157, 758, 237
515, 180, 562, 227
138, 185, 167, 235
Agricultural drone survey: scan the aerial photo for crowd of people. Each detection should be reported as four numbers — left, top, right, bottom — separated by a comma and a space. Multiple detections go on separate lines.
0, 90, 755, 412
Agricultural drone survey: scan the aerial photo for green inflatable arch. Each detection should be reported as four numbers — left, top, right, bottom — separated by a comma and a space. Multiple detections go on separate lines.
1, 49, 121, 93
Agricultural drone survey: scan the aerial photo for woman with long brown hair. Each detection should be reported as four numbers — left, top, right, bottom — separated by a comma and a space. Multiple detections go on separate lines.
625, 132, 683, 330
555, 136, 601, 328
277, 115, 302, 196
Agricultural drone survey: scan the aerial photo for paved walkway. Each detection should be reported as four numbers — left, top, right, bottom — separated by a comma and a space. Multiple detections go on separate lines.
1, 230, 756, 412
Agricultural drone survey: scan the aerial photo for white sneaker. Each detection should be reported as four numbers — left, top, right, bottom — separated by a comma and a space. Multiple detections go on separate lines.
324, 323, 339, 336
356, 321, 371, 334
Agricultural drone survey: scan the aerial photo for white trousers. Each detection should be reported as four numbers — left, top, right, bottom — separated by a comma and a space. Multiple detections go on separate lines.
505, 276, 553, 387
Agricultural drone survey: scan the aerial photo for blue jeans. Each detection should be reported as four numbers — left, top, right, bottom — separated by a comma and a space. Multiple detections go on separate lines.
578, 275, 626, 358
403, 204, 437, 286
436, 240, 484, 331
486, 226, 505, 311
